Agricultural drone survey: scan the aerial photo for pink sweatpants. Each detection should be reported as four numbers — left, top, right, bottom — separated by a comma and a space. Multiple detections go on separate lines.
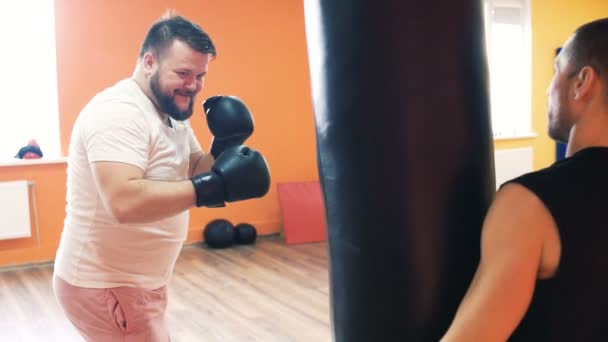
53, 275, 171, 342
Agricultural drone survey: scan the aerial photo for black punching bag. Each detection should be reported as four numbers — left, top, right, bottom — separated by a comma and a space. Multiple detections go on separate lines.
304, 1, 495, 341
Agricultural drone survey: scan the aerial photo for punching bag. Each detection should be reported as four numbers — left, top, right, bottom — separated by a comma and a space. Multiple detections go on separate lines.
304, 1, 495, 341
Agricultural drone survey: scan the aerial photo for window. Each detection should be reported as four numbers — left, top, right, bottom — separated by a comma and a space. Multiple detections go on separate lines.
0, 1, 61, 161
483, 0, 533, 139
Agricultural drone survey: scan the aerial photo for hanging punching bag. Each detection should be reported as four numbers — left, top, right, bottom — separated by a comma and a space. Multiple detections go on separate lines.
304, 1, 495, 341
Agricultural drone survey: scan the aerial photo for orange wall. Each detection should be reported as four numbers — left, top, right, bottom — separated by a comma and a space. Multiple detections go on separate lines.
0, 0, 318, 266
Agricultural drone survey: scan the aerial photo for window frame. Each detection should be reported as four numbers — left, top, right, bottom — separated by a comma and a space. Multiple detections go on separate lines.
483, 0, 534, 140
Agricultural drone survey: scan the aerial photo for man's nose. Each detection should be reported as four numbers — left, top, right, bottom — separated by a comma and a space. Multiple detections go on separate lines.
184, 79, 197, 92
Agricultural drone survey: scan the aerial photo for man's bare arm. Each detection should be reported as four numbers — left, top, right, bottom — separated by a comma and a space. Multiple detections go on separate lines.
441, 183, 556, 342
91, 161, 196, 224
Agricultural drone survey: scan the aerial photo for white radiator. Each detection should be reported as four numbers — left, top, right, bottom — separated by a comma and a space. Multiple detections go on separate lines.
0, 180, 34, 240
494, 147, 534, 190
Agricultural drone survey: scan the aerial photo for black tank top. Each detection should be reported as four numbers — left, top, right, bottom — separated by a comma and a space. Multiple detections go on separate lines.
504, 147, 608, 341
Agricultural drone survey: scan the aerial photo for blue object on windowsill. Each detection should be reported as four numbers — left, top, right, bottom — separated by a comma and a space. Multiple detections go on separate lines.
556, 142, 567, 161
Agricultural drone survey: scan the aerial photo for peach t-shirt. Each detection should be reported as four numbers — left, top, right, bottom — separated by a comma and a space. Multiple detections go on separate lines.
55, 78, 202, 289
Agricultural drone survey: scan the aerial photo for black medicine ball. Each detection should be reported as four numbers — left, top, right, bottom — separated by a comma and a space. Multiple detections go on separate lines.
234, 223, 257, 245
204, 219, 235, 249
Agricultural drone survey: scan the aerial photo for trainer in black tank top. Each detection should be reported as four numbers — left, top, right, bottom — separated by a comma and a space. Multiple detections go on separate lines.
502, 147, 608, 341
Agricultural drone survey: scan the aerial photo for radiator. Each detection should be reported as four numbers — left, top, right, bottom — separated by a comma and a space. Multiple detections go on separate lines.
494, 147, 534, 189
0, 180, 37, 240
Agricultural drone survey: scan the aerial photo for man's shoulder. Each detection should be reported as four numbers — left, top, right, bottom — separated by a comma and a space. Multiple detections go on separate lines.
483, 183, 554, 254
88, 78, 142, 105
78, 78, 155, 124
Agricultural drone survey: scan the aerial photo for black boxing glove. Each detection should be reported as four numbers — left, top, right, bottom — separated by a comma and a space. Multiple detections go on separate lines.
203, 96, 254, 159
191, 145, 270, 207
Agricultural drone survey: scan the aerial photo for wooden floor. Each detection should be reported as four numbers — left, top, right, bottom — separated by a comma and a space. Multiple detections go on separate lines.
0, 236, 331, 342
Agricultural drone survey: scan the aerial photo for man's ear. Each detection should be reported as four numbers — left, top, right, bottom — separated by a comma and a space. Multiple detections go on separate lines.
142, 51, 157, 77
573, 66, 597, 100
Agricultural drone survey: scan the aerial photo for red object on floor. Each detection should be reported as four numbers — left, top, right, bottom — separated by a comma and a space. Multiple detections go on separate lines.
277, 181, 327, 244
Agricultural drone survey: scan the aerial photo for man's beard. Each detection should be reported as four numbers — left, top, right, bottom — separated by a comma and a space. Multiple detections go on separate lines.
548, 112, 572, 144
150, 72, 194, 121
547, 91, 573, 144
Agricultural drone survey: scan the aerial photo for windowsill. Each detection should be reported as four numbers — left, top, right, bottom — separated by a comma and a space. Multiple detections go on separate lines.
493, 132, 538, 142
0, 156, 68, 168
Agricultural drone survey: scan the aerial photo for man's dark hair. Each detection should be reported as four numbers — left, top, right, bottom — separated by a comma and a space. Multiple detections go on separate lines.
568, 18, 608, 84
139, 13, 216, 59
